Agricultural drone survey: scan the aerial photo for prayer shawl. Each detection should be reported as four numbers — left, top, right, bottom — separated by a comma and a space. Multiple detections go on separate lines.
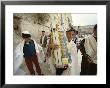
62, 40, 79, 75
84, 35, 97, 64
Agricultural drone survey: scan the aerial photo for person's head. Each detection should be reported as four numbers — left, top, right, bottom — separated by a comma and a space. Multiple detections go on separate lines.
22, 31, 31, 41
42, 31, 45, 36
66, 28, 76, 42
56, 24, 59, 28
53, 28, 56, 32
75, 30, 78, 35
93, 24, 97, 37
56, 24, 60, 31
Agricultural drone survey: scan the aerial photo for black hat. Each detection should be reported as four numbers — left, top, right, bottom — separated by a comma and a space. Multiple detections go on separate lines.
42, 31, 45, 32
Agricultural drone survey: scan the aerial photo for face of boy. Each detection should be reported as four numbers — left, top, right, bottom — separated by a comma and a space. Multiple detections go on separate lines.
24, 37, 30, 42
66, 31, 75, 42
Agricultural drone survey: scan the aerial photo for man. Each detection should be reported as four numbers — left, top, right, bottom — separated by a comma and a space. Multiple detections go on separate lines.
79, 24, 97, 75
40, 31, 47, 61
46, 28, 59, 75
62, 28, 79, 75
40, 31, 47, 48
14, 31, 43, 75
46, 26, 68, 75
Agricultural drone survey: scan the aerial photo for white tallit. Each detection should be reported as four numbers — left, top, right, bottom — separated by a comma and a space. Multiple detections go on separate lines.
62, 40, 79, 75
84, 35, 97, 64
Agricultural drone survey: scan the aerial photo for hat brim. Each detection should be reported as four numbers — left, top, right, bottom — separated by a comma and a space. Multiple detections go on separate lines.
22, 33, 31, 38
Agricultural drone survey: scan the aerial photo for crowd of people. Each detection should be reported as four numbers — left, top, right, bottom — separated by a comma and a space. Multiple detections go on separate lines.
14, 24, 97, 75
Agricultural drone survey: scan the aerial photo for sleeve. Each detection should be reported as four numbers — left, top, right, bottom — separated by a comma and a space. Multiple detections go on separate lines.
34, 40, 45, 63
34, 40, 40, 53
44, 36, 47, 45
40, 36, 42, 44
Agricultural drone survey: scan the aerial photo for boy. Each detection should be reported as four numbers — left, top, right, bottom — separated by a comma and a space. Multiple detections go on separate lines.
22, 31, 43, 75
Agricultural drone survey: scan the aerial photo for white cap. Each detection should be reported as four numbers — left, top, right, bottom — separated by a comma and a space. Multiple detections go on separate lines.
22, 31, 30, 35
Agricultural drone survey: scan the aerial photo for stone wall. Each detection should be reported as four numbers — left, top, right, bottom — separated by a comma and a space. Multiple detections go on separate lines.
13, 13, 72, 47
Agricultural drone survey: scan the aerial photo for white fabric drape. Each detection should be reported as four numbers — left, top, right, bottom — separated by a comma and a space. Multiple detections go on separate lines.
84, 35, 97, 64
62, 40, 79, 75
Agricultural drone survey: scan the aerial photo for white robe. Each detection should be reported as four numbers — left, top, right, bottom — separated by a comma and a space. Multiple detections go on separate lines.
14, 39, 45, 75
62, 40, 79, 75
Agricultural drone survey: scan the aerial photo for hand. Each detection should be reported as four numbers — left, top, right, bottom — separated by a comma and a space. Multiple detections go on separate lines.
87, 58, 93, 63
68, 63, 72, 68
42, 44, 45, 47
63, 65, 68, 70
53, 44, 59, 50
48, 44, 54, 48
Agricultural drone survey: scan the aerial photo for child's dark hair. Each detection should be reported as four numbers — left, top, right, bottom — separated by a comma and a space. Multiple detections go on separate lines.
66, 28, 76, 33
22, 33, 31, 38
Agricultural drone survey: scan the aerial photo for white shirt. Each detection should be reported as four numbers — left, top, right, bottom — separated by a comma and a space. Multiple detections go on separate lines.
42, 35, 45, 45
62, 40, 79, 75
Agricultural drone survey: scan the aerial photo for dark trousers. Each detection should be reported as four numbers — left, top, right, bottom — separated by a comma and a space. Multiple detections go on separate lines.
87, 63, 97, 75
80, 62, 97, 75
25, 55, 42, 75
80, 61, 88, 75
